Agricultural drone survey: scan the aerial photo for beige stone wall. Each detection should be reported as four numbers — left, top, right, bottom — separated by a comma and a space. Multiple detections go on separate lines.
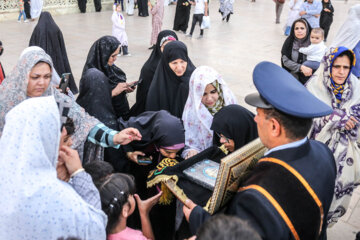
0, 0, 113, 22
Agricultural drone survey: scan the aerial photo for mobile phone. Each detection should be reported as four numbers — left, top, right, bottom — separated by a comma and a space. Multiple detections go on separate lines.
129, 78, 143, 88
137, 156, 152, 164
59, 73, 71, 94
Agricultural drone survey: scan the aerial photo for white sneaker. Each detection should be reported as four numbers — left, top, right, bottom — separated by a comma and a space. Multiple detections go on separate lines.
17, 20, 21, 23
124, 53, 131, 56
24, 19, 29, 23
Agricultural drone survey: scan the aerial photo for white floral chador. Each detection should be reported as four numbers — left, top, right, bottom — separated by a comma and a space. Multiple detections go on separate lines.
181, 66, 237, 158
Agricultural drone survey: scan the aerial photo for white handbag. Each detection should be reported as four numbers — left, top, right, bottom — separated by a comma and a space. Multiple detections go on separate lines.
201, 16, 211, 29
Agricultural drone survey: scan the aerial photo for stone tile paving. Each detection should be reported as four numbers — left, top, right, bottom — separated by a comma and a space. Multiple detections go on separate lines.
0, 0, 359, 238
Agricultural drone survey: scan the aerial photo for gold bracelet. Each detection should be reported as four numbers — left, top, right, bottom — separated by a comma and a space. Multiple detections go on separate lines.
70, 168, 85, 178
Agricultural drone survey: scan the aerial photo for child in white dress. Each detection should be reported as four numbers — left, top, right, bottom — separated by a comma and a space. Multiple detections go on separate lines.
112, 3, 131, 56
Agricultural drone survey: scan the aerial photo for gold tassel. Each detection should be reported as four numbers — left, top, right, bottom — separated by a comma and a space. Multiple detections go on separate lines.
159, 182, 174, 205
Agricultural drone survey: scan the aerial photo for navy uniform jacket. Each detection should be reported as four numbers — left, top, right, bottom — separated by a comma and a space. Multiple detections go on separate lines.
189, 139, 336, 240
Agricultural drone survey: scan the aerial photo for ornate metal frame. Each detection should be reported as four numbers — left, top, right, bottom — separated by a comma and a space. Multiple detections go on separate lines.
206, 138, 267, 214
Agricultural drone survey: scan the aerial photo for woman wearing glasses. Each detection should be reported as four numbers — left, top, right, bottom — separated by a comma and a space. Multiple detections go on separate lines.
211, 104, 258, 153
182, 66, 237, 159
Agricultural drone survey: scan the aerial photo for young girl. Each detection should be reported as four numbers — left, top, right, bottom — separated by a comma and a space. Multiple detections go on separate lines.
112, 3, 131, 56
17, 0, 28, 22
114, 0, 125, 11
99, 173, 162, 240
148, 0, 164, 49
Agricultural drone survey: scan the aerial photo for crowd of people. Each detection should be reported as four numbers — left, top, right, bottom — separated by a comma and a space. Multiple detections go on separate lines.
1, 0, 360, 240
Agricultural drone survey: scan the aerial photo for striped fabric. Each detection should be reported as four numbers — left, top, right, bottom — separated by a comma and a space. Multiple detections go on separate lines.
87, 123, 120, 148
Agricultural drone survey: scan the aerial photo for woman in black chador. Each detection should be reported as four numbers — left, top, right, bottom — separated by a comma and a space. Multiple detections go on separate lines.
145, 41, 196, 118
211, 104, 258, 153
129, 30, 178, 117
29, 12, 78, 94
119, 110, 185, 240
320, 0, 334, 42
82, 36, 135, 120
173, 0, 192, 33
138, 0, 149, 16
77, 0, 102, 13
77, 68, 129, 171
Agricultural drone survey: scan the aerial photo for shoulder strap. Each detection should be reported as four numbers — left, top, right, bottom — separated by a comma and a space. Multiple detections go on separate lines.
239, 157, 323, 240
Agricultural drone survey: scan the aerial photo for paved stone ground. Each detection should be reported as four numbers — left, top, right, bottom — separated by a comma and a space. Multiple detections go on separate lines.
0, 0, 359, 238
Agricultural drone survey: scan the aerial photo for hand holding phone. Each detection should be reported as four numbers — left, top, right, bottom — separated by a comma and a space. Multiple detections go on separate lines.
127, 151, 152, 165
129, 78, 143, 88
137, 155, 153, 165
59, 73, 71, 94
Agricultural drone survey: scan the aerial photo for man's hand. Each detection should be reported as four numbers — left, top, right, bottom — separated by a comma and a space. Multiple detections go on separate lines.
299, 10, 306, 16
345, 116, 358, 130
314, 14, 320, 18
58, 146, 82, 176
113, 128, 142, 145
183, 199, 197, 222
134, 191, 162, 216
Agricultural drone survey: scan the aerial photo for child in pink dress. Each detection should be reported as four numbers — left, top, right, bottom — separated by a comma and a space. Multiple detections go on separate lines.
148, 0, 164, 49
98, 173, 162, 240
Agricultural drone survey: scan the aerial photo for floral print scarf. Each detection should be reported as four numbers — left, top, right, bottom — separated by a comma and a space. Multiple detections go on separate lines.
0, 47, 99, 158
181, 66, 237, 158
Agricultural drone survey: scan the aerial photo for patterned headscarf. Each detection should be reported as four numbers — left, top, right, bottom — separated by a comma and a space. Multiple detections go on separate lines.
0, 47, 53, 136
206, 80, 225, 116
182, 66, 238, 157
0, 47, 99, 154
328, 47, 356, 102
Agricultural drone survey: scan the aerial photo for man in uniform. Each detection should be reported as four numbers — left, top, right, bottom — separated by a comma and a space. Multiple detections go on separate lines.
183, 61, 336, 240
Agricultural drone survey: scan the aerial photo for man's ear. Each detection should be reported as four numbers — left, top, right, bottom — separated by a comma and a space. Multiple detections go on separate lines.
269, 117, 282, 138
